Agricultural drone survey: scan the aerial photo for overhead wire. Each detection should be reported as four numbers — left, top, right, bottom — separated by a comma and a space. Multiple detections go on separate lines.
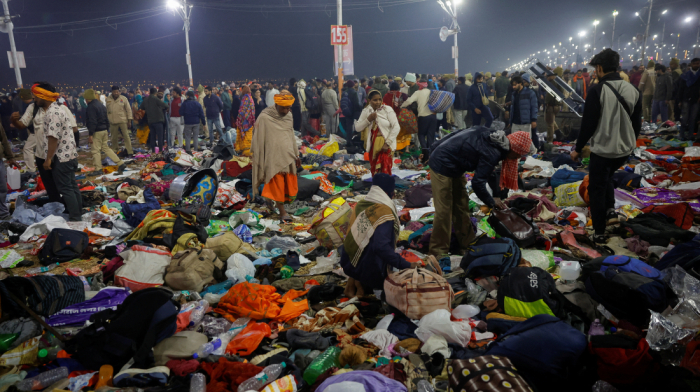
24, 32, 182, 59
14, 7, 169, 34
192, 0, 426, 13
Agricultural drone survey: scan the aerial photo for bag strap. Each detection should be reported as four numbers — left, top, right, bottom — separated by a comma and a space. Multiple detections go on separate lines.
478, 84, 486, 98
602, 82, 632, 119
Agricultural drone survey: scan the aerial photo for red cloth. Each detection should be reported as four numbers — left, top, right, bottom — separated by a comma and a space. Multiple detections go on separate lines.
382, 91, 407, 116
641, 203, 695, 230
170, 97, 181, 117
166, 359, 199, 377
369, 123, 392, 175
200, 358, 262, 392
501, 131, 532, 190
589, 338, 655, 384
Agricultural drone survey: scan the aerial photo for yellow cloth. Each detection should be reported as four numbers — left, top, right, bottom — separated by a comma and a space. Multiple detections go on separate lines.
136, 125, 150, 144
236, 127, 253, 157
273, 94, 295, 107
171, 233, 201, 254
31, 84, 59, 102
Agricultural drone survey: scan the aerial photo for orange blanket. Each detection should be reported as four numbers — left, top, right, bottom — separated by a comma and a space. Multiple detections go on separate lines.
214, 282, 308, 323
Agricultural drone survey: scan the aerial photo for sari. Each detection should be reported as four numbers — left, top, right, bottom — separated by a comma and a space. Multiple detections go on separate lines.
383, 91, 411, 151
368, 122, 392, 175
236, 93, 256, 156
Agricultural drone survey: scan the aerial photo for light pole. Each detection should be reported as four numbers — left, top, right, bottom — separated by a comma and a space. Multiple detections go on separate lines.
640, 0, 653, 64
578, 31, 585, 70
569, 37, 573, 67
659, 10, 668, 61
0, 0, 22, 88
168, 0, 194, 87
337, 0, 343, 101
593, 20, 599, 51
437, 0, 461, 77
612, 10, 618, 50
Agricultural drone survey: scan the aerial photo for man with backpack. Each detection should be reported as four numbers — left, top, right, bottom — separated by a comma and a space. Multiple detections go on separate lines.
401, 87, 435, 162
571, 49, 642, 243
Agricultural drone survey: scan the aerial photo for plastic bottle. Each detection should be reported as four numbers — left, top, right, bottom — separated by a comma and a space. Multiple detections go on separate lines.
37, 346, 61, 363
237, 362, 286, 392
193, 338, 222, 359
212, 317, 251, 356
190, 373, 206, 392
416, 379, 435, 392
303, 346, 341, 385
375, 314, 395, 330
25, 263, 60, 275
0, 334, 18, 351
16, 366, 69, 391
95, 365, 114, 388
188, 300, 210, 327
588, 319, 605, 337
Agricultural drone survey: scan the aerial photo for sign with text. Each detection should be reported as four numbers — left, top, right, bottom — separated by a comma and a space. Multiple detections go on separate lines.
7, 51, 25, 69
331, 25, 348, 45
333, 25, 354, 76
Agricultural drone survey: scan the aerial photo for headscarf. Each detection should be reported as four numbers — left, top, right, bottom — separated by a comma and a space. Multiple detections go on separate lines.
31, 84, 59, 102
236, 90, 256, 134
345, 80, 355, 88
500, 131, 533, 191
274, 94, 295, 107
372, 173, 395, 198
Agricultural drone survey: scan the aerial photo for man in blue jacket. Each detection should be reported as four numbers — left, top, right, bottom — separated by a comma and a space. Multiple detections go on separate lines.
428, 128, 535, 257
466, 73, 494, 128
203, 86, 223, 148
507, 75, 538, 148
180, 91, 205, 153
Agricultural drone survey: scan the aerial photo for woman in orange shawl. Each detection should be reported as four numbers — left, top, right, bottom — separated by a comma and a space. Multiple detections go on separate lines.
235, 85, 256, 156
382, 82, 411, 151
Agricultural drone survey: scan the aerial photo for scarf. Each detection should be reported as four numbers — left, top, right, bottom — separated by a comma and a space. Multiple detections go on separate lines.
31, 84, 59, 102
343, 186, 399, 267
500, 131, 533, 191
251, 106, 298, 195
236, 93, 256, 133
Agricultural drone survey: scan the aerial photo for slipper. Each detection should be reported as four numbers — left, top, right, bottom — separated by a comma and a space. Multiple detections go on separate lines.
280, 215, 293, 222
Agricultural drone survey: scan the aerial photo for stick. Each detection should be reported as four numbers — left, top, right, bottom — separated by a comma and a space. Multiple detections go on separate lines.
6, 292, 68, 342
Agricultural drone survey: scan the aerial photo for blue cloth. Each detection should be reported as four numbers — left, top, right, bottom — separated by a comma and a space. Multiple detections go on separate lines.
233, 224, 252, 243
466, 81, 490, 112
203, 94, 223, 119
387, 313, 419, 340
253, 258, 272, 266
180, 98, 205, 125
340, 221, 412, 290
510, 86, 538, 125
317, 371, 407, 392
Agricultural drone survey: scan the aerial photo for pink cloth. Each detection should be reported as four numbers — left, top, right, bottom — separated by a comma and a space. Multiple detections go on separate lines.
625, 236, 650, 257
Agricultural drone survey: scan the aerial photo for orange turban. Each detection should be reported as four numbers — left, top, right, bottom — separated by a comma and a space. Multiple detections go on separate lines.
31, 84, 59, 103
274, 94, 295, 107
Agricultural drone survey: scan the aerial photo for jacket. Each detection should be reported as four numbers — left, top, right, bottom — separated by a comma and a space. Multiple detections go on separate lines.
444, 78, 456, 92
545, 83, 564, 106
629, 71, 642, 87
203, 94, 223, 119
678, 69, 700, 103
653, 72, 673, 101
231, 94, 241, 123
575, 73, 642, 159
401, 88, 432, 118
466, 82, 489, 112
179, 98, 206, 125
638, 70, 656, 96
321, 88, 339, 115
221, 91, 232, 111
86, 99, 110, 135
105, 94, 132, 125
355, 104, 401, 152
140, 95, 168, 125
429, 127, 508, 207
509, 86, 538, 125
452, 83, 469, 111
495, 76, 510, 98
374, 83, 389, 98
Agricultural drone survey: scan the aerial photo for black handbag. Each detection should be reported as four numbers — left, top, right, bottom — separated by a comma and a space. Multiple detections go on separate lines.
487, 208, 537, 248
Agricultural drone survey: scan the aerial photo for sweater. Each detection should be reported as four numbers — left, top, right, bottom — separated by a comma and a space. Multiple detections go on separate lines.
140, 95, 168, 125
180, 98, 205, 125
86, 100, 110, 135
466, 82, 490, 112
653, 72, 673, 101
494, 76, 510, 98
401, 88, 432, 117
203, 94, 223, 119
452, 83, 469, 111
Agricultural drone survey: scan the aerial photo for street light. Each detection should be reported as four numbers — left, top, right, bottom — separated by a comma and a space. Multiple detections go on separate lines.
612, 10, 619, 50
437, 0, 460, 76
593, 20, 599, 51
168, 0, 194, 87
1, 0, 22, 88
659, 9, 668, 61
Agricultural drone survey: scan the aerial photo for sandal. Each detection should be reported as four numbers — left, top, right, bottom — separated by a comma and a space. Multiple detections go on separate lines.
280, 215, 293, 223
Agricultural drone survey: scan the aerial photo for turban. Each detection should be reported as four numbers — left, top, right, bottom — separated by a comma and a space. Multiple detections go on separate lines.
31, 84, 59, 103
274, 94, 295, 107
501, 131, 533, 191
484, 72, 492, 78
18, 89, 31, 100
670, 58, 680, 67
83, 89, 96, 101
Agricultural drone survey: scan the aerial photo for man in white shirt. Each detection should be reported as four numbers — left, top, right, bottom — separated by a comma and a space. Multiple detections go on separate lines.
265, 83, 280, 108
9, 89, 36, 172
401, 88, 436, 162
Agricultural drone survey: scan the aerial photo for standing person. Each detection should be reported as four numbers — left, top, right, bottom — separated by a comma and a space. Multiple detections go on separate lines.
405, 73, 419, 97
37, 83, 84, 221
651, 64, 673, 123
507, 75, 539, 147
401, 86, 435, 161
251, 92, 301, 222
638, 60, 656, 122
571, 49, 642, 243
253, 89, 266, 120
265, 83, 279, 108
235, 86, 256, 156
77, 91, 88, 125
0, 95, 13, 141
180, 91, 205, 153
466, 73, 494, 128
629, 66, 642, 87
618, 66, 630, 83
495, 71, 510, 106
0, 120, 16, 219
203, 86, 223, 147
11, 89, 36, 172
356, 79, 367, 107
296, 80, 310, 133
452, 76, 470, 130
134, 88, 143, 107
106, 85, 134, 156
168, 87, 184, 149
484, 72, 495, 100
289, 78, 301, 131
678, 58, 700, 141
572, 70, 587, 99
140, 87, 169, 153
669, 58, 682, 121
221, 85, 233, 132
428, 128, 535, 257
373, 76, 388, 97
321, 80, 339, 135
356, 90, 400, 175
230, 88, 241, 128
84, 89, 126, 176
383, 82, 411, 151
544, 69, 564, 143
340, 81, 361, 144
196, 85, 209, 142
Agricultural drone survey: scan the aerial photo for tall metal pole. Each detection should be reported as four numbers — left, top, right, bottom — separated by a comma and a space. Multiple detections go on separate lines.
184, 0, 193, 87
337, 0, 343, 102
695, 21, 700, 57
453, 1, 458, 76
641, 0, 653, 64
676, 33, 680, 58
593, 22, 598, 51
612, 13, 617, 50
1, 0, 22, 88
660, 21, 665, 61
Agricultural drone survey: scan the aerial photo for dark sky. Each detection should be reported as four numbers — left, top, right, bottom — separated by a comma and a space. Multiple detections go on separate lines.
1, 0, 698, 90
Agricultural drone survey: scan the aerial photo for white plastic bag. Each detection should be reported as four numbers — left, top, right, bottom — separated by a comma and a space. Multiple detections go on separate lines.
225, 253, 255, 283
452, 305, 480, 319
415, 309, 472, 347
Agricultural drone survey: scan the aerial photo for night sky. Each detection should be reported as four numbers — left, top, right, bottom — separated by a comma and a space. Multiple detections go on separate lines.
1, 0, 698, 90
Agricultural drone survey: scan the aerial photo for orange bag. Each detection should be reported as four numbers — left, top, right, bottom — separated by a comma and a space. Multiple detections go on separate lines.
226, 322, 270, 356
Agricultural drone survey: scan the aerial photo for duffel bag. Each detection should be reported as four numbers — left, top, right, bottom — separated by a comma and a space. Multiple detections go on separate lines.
384, 267, 454, 320
404, 183, 432, 208
398, 108, 418, 135
308, 197, 353, 249
449, 356, 533, 392
39, 228, 90, 266
554, 181, 587, 207
498, 266, 569, 319
589, 335, 656, 385
460, 234, 521, 278
427, 90, 455, 113
487, 208, 536, 248
164, 248, 224, 292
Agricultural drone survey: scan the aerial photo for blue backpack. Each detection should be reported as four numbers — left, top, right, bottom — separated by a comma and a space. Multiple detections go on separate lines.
550, 169, 587, 193
486, 315, 587, 380
654, 234, 700, 276
122, 188, 161, 227
460, 235, 521, 279
599, 255, 665, 281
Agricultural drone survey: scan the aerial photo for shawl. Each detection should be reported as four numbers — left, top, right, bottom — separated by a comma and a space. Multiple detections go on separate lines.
501, 131, 533, 190
251, 106, 298, 196
355, 104, 401, 152
343, 186, 399, 267
236, 93, 256, 133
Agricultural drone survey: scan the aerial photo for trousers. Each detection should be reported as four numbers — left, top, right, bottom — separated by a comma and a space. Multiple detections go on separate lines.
23, 132, 37, 172
471, 106, 494, 128
429, 170, 476, 257
110, 123, 133, 154
417, 114, 437, 155
588, 153, 629, 234
651, 100, 668, 123
453, 109, 467, 130
92, 130, 123, 170
545, 105, 560, 143
183, 124, 199, 152
148, 122, 165, 152
53, 158, 83, 221
169, 117, 184, 148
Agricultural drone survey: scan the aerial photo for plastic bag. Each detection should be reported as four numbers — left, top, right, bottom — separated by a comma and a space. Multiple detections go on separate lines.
309, 252, 339, 275
0, 336, 40, 366
452, 305, 480, 319
265, 236, 299, 252
521, 250, 555, 270
200, 315, 232, 338
37, 202, 65, 217
415, 309, 472, 347
261, 375, 297, 392
233, 224, 252, 243
229, 209, 261, 229
0, 250, 24, 269
226, 322, 271, 356
225, 254, 256, 284
646, 310, 696, 354
206, 220, 230, 236
303, 346, 341, 385
477, 216, 496, 238
554, 181, 587, 207
665, 265, 700, 302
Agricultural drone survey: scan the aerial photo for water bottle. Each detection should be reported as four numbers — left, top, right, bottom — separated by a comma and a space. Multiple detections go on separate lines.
375, 314, 394, 330
37, 346, 61, 363
416, 379, 435, 392
190, 373, 206, 392
25, 263, 60, 275
237, 362, 286, 392
95, 365, 114, 389
16, 366, 69, 391
588, 319, 605, 337
188, 300, 210, 327
212, 317, 251, 356
193, 338, 222, 359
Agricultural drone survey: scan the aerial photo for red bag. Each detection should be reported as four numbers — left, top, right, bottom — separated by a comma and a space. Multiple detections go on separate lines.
641, 203, 695, 230
224, 161, 252, 178
589, 335, 656, 384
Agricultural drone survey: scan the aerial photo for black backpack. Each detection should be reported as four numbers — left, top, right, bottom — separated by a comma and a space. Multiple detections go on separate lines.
304, 88, 322, 114
497, 266, 571, 320
65, 288, 179, 371
39, 229, 89, 266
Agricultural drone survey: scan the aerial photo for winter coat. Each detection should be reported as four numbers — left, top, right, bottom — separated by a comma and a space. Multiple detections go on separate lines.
509, 87, 538, 125
221, 91, 232, 111
466, 82, 490, 111
452, 83, 470, 111
86, 99, 110, 135
653, 72, 673, 101
105, 94, 132, 125
203, 94, 223, 119
180, 98, 206, 125
495, 76, 510, 98
140, 95, 168, 125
